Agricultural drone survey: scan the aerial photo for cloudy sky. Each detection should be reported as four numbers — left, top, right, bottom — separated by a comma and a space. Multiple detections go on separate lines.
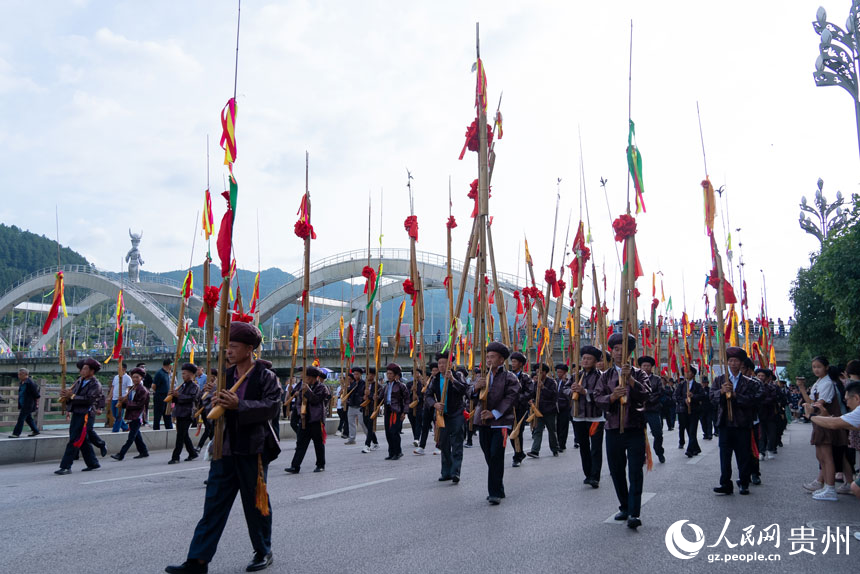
2, 0, 856, 324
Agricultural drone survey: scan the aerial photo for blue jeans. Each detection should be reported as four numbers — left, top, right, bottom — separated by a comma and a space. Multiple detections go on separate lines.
111, 400, 128, 432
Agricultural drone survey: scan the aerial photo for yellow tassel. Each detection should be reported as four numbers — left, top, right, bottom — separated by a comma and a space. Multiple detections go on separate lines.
644, 428, 653, 472
255, 453, 270, 516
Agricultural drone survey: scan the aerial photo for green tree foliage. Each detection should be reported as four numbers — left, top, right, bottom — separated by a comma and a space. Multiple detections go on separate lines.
0, 224, 88, 292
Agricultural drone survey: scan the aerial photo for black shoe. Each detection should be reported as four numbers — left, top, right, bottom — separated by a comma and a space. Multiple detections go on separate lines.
99, 444, 107, 457
452, 475, 460, 484
165, 559, 209, 574
487, 496, 501, 505
589, 479, 599, 489
168, 459, 180, 465
678, 444, 684, 449
438, 476, 453, 481
133, 453, 149, 459
685, 452, 694, 458
81, 465, 100, 472
583, 478, 592, 485
627, 517, 642, 529
111, 454, 124, 461
313, 466, 324, 473
526, 451, 539, 458
739, 486, 750, 495
7, 434, 20, 438
658, 454, 666, 464
573, 443, 579, 449
552, 451, 559, 457
614, 511, 628, 521
713, 485, 733, 495
394, 453, 403, 460
512, 460, 521, 468
284, 467, 299, 474
558, 448, 565, 453
751, 474, 762, 486
54, 468, 71, 475
28, 431, 40, 437
186, 454, 199, 462
246, 552, 272, 572
385, 456, 394, 460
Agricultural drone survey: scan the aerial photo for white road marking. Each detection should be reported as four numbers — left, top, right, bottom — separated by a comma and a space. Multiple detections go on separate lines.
686, 450, 710, 465
603, 492, 656, 523
80, 466, 209, 484
299, 477, 397, 500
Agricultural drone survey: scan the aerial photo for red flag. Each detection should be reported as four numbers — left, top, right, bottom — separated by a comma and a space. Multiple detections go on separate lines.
216, 191, 233, 278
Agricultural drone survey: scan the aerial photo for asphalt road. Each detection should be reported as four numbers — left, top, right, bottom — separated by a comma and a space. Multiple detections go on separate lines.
0, 419, 858, 574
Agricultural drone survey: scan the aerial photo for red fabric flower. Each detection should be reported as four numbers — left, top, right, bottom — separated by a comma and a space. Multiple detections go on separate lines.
612, 214, 637, 242
402, 279, 417, 305
557, 280, 566, 294
513, 290, 524, 314
651, 297, 660, 311
459, 119, 494, 160
197, 285, 222, 327
545, 269, 560, 298
446, 215, 457, 230
467, 178, 491, 218
362, 266, 376, 294
404, 215, 419, 241
294, 221, 316, 240
632, 288, 641, 299
231, 312, 254, 323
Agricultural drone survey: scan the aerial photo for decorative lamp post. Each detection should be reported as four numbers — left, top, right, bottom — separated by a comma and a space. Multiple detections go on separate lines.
798, 178, 850, 244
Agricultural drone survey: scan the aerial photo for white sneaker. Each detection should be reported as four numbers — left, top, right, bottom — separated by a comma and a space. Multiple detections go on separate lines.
361, 446, 371, 453
413, 447, 425, 455
803, 480, 823, 492
412, 439, 419, 447
766, 451, 775, 460
837, 482, 853, 495
854, 531, 860, 541
433, 448, 441, 455
812, 487, 838, 501
758, 453, 766, 461
371, 444, 380, 451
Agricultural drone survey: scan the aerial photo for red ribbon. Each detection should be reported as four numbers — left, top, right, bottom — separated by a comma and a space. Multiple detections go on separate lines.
216, 191, 233, 278
458, 119, 493, 160
544, 269, 559, 298
402, 279, 417, 305
513, 290, 524, 315
404, 215, 419, 241
446, 215, 457, 230
362, 265, 376, 295
198, 285, 222, 327
232, 312, 254, 323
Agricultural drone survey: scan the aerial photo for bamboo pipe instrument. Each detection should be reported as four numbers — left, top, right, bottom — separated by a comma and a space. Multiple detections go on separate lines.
207, 363, 255, 420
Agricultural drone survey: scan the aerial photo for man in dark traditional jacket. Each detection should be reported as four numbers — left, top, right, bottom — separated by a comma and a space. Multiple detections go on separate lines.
55, 358, 103, 474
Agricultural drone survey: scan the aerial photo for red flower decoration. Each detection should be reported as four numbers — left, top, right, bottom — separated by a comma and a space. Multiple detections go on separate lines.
545, 269, 560, 298
708, 268, 721, 289
362, 265, 376, 294
203, 285, 221, 308
651, 297, 660, 311
446, 215, 457, 230
612, 214, 637, 242
513, 290, 524, 314
632, 288, 641, 298
557, 279, 566, 294
294, 221, 316, 240
232, 312, 254, 323
404, 215, 419, 241
402, 279, 417, 305
467, 178, 491, 218
459, 119, 494, 160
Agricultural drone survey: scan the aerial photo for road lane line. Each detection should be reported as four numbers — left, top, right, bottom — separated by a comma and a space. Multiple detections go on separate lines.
80, 466, 209, 484
603, 492, 656, 523
299, 478, 396, 500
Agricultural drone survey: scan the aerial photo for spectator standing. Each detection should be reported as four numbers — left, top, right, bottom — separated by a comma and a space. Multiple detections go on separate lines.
110, 362, 133, 432
152, 359, 174, 430
9, 368, 40, 438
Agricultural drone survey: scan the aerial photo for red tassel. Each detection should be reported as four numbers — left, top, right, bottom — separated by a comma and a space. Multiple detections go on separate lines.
589, 421, 599, 437
73, 413, 88, 448
750, 429, 759, 459
501, 427, 508, 449
321, 421, 327, 445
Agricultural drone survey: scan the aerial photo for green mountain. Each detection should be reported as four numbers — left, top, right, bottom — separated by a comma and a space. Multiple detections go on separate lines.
0, 224, 89, 292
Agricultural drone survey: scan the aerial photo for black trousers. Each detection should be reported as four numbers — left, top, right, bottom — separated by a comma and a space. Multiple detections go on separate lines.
152, 394, 173, 430
605, 428, 646, 517
759, 417, 779, 453
572, 421, 604, 482
439, 412, 465, 478
418, 406, 433, 449
718, 426, 752, 489
556, 409, 571, 450
407, 408, 422, 441
188, 455, 272, 563
701, 408, 714, 439
662, 406, 676, 430
172, 417, 197, 460
337, 408, 348, 434
60, 412, 98, 470
12, 409, 38, 436
197, 416, 214, 450
512, 409, 528, 463
478, 426, 507, 498
118, 419, 149, 458
86, 412, 105, 450
291, 420, 325, 470
644, 411, 664, 457
749, 424, 761, 478
362, 409, 378, 447
678, 411, 700, 454
383, 409, 403, 457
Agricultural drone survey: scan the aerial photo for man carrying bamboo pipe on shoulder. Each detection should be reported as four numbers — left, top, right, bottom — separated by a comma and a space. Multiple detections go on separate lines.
472, 342, 521, 505
637, 356, 666, 464
166, 320, 281, 574
566, 345, 605, 487
111, 367, 150, 461
414, 363, 440, 456
285, 366, 330, 474
593, 333, 655, 529
376, 363, 410, 461
360, 367, 381, 453
196, 368, 217, 452
55, 358, 103, 475
425, 352, 468, 481
509, 351, 533, 468
527, 363, 560, 458
167, 363, 201, 464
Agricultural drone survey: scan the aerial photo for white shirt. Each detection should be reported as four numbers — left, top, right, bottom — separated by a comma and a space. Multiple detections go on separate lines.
841, 408, 860, 428
111, 373, 133, 400
810, 376, 836, 404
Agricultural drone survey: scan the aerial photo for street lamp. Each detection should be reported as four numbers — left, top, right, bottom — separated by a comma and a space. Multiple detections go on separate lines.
270, 319, 278, 351
798, 178, 850, 244
812, 3, 860, 158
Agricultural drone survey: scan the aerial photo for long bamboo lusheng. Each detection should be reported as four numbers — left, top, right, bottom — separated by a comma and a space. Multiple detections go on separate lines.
207, 362, 255, 421
211, 276, 230, 460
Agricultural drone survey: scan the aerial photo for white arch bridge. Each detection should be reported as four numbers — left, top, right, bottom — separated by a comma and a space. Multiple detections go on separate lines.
0, 249, 566, 352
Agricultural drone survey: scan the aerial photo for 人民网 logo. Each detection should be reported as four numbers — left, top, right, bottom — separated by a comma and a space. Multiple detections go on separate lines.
665, 519, 706, 560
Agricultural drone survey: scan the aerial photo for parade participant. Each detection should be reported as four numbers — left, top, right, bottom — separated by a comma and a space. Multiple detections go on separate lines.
637, 356, 665, 464
661, 376, 676, 431
568, 345, 606, 487
425, 353, 468, 480
464, 366, 479, 448
152, 358, 175, 430
84, 381, 107, 458
109, 362, 132, 433
361, 367, 381, 453
527, 363, 559, 458
509, 352, 532, 467
55, 358, 103, 474
555, 363, 572, 452
404, 373, 422, 446
377, 363, 410, 460
675, 365, 706, 458
137, 362, 153, 425
755, 368, 782, 460
285, 366, 331, 474
335, 375, 348, 438
593, 333, 654, 529
710, 346, 761, 496
700, 376, 715, 440
196, 368, 217, 451
9, 368, 40, 438
414, 363, 439, 455
168, 363, 201, 464
111, 368, 150, 461
166, 320, 281, 574
472, 342, 520, 505
741, 358, 763, 486
344, 369, 365, 445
